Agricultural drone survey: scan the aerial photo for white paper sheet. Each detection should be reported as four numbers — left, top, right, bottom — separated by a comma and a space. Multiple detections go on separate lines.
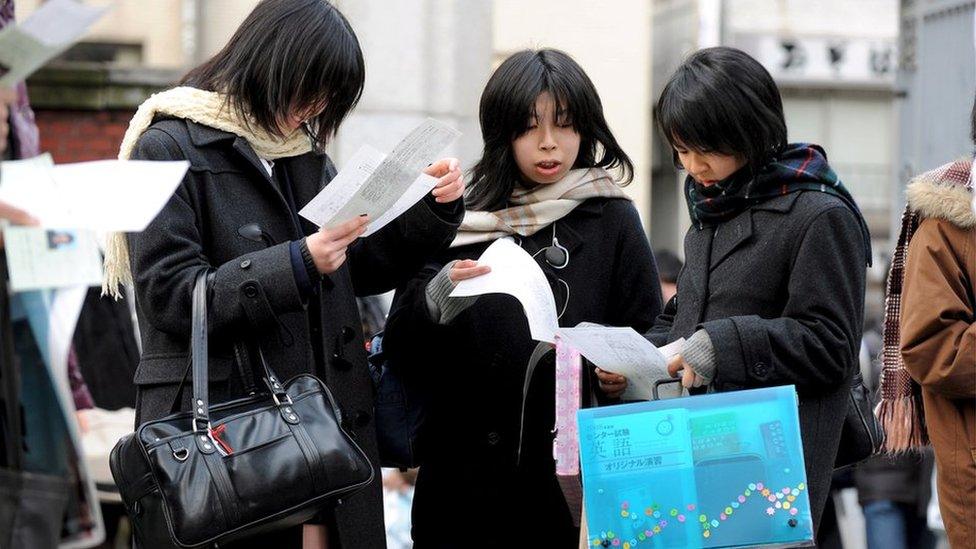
3, 226, 103, 291
450, 238, 559, 343
556, 325, 687, 400
299, 118, 460, 234
0, 0, 109, 86
0, 154, 189, 231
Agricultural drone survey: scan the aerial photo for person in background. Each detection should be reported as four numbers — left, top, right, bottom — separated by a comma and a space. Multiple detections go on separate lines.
877, 100, 976, 549
653, 248, 682, 304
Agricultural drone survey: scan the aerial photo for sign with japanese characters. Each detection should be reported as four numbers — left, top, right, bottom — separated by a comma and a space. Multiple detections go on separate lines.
578, 386, 814, 548
731, 34, 896, 86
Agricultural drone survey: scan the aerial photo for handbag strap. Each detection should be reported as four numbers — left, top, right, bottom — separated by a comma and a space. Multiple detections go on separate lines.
189, 272, 292, 432
0, 258, 24, 471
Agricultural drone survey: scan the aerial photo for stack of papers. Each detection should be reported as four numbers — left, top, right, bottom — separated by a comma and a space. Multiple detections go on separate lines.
0, 0, 109, 86
0, 154, 189, 291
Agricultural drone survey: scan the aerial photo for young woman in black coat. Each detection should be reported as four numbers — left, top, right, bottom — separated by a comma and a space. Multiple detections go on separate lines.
608, 47, 871, 532
383, 49, 663, 547
104, 1, 466, 546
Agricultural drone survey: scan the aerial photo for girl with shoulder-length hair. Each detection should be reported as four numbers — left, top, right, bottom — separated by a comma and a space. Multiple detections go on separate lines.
105, 1, 466, 546
626, 46, 872, 532
383, 48, 663, 546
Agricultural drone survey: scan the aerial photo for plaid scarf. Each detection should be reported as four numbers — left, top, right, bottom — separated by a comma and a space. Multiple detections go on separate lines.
877, 157, 974, 451
451, 167, 629, 248
685, 143, 872, 265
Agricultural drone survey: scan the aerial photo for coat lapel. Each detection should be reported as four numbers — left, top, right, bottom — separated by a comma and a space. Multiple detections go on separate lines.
675, 225, 714, 332
709, 210, 753, 271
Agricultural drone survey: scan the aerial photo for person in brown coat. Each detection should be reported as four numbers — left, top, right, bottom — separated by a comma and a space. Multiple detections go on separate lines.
878, 112, 975, 548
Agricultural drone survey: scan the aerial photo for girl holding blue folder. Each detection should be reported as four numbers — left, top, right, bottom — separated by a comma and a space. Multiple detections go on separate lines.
628, 47, 871, 531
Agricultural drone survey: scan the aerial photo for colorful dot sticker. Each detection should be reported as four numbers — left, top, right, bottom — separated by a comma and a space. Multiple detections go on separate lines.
623, 543, 630, 549
720, 513, 727, 521
612, 540, 620, 547
703, 530, 711, 539
725, 507, 733, 515
644, 530, 652, 537
756, 483, 764, 490
687, 504, 696, 511
731, 502, 740, 509
790, 508, 799, 516
670, 508, 678, 517
748, 483, 757, 490
637, 533, 646, 542
783, 502, 791, 510
678, 514, 686, 523
652, 526, 661, 534
645, 507, 653, 516
738, 495, 747, 503
699, 514, 707, 523
711, 519, 720, 528
766, 507, 775, 516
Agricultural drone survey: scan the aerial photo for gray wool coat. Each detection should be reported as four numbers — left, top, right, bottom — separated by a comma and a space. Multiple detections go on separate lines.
645, 190, 867, 531
126, 118, 463, 548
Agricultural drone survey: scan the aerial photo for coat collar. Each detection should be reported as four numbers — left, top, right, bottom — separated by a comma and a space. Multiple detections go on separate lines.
709, 192, 801, 270
906, 159, 976, 229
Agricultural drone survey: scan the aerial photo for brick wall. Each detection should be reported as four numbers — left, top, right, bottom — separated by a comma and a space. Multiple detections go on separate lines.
34, 109, 134, 163
25, 64, 179, 163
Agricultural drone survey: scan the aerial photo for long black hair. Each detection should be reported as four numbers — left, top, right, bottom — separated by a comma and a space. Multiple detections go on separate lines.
467, 49, 633, 212
656, 47, 787, 173
180, 0, 364, 147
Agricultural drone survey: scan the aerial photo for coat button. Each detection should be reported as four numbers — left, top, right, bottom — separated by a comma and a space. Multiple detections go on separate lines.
341, 326, 356, 344
242, 282, 258, 298
240, 259, 251, 269
753, 362, 769, 378
354, 411, 371, 427
487, 432, 500, 446
332, 354, 353, 371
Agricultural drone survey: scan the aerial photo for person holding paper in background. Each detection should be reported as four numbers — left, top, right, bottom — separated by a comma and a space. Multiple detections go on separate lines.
102, 1, 465, 547
633, 47, 870, 531
383, 49, 663, 547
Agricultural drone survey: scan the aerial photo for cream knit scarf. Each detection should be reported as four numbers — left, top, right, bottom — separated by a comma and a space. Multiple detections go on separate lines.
451, 167, 629, 248
102, 87, 312, 298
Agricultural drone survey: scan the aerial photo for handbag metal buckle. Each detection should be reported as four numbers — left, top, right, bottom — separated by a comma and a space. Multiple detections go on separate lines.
192, 418, 212, 433
272, 392, 294, 407
173, 448, 190, 462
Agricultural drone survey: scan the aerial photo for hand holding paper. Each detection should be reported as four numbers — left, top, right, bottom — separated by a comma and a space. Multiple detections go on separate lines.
450, 238, 559, 343
556, 324, 686, 400
299, 119, 461, 236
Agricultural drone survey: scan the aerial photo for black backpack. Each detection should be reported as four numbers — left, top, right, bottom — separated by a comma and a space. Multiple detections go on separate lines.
367, 332, 427, 469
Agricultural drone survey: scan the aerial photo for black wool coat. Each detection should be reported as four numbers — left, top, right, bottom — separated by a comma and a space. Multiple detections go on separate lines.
645, 190, 867, 530
383, 198, 663, 548
127, 118, 463, 549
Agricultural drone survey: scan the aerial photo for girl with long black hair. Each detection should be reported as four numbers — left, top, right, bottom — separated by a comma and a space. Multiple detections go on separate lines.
105, 1, 466, 546
384, 48, 663, 547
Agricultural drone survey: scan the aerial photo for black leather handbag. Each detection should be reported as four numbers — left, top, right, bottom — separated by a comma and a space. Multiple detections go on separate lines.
110, 273, 374, 548
834, 371, 885, 469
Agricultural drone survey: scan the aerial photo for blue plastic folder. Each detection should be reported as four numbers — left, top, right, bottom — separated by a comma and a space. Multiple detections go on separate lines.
578, 385, 814, 548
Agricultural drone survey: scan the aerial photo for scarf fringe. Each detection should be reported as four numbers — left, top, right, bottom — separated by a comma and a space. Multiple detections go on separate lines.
876, 396, 928, 452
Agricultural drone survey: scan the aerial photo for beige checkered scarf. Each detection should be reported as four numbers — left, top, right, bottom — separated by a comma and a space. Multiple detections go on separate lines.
102, 87, 312, 299
877, 157, 974, 451
451, 167, 628, 248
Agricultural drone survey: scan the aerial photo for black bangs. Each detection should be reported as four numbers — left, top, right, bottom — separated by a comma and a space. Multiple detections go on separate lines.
180, 0, 364, 147
467, 49, 633, 212
656, 47, 787, 172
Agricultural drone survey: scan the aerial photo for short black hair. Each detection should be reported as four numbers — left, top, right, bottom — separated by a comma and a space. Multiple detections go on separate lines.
656, 47, 787, 172
180, 0, 364, 148
467, 49, 633, 212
